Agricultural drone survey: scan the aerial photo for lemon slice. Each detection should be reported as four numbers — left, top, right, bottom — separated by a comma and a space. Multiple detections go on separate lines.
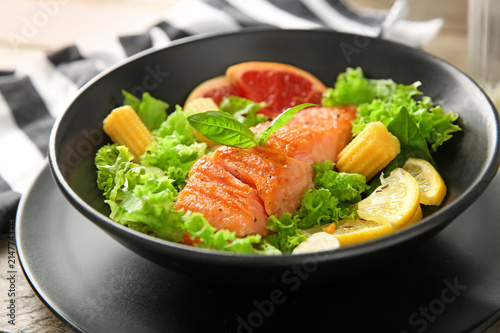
403, 158, 447, 205
357, 168, 420, 229
404, 203, 423, 228
329, 219, 395, 247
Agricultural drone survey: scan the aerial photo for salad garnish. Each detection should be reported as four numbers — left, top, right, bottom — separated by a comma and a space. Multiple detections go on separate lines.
186, 103, 315, 149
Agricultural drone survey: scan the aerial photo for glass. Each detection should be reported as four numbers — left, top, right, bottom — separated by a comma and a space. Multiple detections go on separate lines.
468, 0, 500, 109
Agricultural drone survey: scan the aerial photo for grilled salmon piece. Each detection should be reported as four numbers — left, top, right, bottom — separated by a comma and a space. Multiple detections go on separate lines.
174, 156, 269, 237
251, 106, 357, 164
213, 146, 314, 217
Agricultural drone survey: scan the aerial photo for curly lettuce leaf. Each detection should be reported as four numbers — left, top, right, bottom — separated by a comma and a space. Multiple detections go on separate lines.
321, 67, 411, 107
265, 213, 306, 253
95, 144, 184, 240
95, 144, 137, 198
122, 90, 168, 132
322, 67, 461, 151
295, 161, 366, 228
141, 106, 206, 191
219, 96, 268, 127
153, 105, 196, 144
140, 137, 206, 191
322, 67, 375, 106
109, 173, 187, 242
312, 160, 368, 202
181, 212, 263, 253
411, 105, 461, 151
295, 189, 358, 229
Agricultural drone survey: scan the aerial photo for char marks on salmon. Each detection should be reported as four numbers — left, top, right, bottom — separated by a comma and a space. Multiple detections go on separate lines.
174, 155, 269, 237
213, 146, 314, 217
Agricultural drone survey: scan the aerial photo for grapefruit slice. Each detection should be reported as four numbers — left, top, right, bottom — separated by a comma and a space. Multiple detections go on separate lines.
226, 61, 328, 118
184, 76, 239, 106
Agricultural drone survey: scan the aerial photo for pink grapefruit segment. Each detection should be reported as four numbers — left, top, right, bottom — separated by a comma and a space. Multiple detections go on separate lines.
184, 76, 239, 106
226, 62, 328, 119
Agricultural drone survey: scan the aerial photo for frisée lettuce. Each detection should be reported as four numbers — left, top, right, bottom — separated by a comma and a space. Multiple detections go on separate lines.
136, 105, 207, 191
322, 67, 461, 152
96, 143, 265, 253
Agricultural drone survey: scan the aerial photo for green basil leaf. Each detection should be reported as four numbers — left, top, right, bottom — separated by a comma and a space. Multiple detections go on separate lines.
187, 111, 257, 149
256, 103, 315, 146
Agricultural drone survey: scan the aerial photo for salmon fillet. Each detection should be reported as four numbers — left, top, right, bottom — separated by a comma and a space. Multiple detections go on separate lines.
213, 146, 314, 217
176, 106, 349, 238
251, 106, 357, 164
174, 156, 269, 237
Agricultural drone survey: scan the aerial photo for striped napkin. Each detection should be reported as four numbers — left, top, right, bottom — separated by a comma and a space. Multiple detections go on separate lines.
0, 0, 443, 231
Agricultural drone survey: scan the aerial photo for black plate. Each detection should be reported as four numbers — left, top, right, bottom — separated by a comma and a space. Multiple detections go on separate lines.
48, 29, 500, 285
17, 163, 500, 332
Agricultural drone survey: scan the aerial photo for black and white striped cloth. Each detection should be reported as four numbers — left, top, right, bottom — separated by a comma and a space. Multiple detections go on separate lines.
0, 0, 443, 231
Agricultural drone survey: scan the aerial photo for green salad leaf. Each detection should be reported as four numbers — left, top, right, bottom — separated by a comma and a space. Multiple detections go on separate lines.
295, 189, 341, 229
322, 67, 421, 108
96, 144, 185, 241
122, 90, 141, 111
265, 213, 307, 253
122, 90, 168, 131
182, 212, 262, 253
410, 104, 461, 151
96, 144, 137, 198
219, 96, 268, 127
312, 160, 368, 202
153, 105, 196, 144
295, 188, 358, 229
294, 161, 366, 229
322, 67, 379, 106
322, 67, 461, 152
141, 106, 206, 191
140, 137, 206, 191
387, 106, 435, 167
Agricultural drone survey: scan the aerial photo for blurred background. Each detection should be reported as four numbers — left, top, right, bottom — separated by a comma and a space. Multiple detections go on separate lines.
0, 0, 467, 72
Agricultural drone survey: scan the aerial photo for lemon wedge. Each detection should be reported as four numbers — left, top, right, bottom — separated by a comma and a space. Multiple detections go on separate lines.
404, 203, 423, 228
328, 219, 395, 247
403, 158, 447, 205
357, 168, 420, 229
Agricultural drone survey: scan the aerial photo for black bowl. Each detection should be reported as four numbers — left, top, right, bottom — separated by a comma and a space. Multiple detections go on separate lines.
48, 29, 500, 286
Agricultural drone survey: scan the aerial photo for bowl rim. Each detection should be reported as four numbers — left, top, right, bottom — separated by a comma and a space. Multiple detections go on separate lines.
48, 28, 500, 265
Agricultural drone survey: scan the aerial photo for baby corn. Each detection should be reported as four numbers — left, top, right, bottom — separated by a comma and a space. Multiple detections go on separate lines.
337, 121, 400, 180
185, 97, 219, 114
184, 97, 220, 147
103, 105, 154, 161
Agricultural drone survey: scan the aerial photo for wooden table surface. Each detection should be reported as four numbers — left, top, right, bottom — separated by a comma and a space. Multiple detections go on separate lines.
1, 0, 499, 332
